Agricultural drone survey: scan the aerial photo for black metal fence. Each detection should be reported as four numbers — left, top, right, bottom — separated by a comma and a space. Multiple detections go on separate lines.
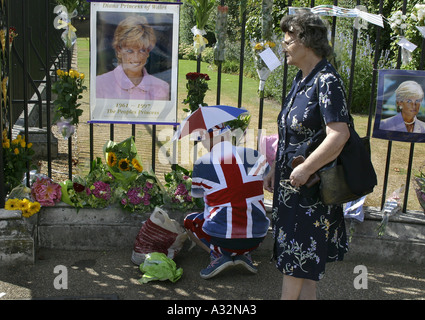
0, 0, 423, 212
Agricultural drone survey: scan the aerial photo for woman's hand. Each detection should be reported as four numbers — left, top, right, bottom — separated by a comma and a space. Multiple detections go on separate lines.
263, 161, 276, 193
289, 162, 313, 188
290, 122, 350, 188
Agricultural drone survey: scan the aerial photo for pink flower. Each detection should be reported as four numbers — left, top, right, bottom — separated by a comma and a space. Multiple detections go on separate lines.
145, 182, 153, 189
175, 183, 188, 195
127, 187, 142, 205
92, 181, 111, 200
31, 177, 62, 207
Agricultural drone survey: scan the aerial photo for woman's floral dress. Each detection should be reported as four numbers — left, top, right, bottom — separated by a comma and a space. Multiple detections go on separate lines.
272, 59, 349, 281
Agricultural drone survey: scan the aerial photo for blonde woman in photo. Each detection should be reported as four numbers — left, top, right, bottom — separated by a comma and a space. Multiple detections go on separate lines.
379, 80, 425, 133
96, 15, 170, 100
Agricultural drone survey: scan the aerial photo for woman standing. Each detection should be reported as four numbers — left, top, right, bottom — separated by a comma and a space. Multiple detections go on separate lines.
263, 13, 349, 300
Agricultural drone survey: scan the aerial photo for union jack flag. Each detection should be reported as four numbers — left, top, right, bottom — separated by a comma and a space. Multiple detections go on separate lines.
191, 141, 270, 239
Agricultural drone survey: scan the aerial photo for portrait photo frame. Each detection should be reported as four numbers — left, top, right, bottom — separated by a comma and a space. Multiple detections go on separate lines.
89, 1, 180, 125
372, 69, 425, 143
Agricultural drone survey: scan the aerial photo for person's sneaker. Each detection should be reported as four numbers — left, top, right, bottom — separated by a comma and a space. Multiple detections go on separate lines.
200, 254, 234, 279
233, 254, 258, 274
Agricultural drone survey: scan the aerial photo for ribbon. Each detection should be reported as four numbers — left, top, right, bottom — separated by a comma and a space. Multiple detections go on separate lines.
289, 5, 384, 29
191, 26, 208, 55
53, 5, 77, 49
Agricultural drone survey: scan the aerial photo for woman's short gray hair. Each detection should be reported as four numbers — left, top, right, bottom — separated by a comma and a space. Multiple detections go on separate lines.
280, 12, 332, 58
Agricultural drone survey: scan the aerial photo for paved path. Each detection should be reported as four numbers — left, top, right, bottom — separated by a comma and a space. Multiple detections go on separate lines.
1, 244, 425, 301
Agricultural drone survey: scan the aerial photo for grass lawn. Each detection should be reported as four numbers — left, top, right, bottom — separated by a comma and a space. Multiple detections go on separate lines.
76, 38, 425, 212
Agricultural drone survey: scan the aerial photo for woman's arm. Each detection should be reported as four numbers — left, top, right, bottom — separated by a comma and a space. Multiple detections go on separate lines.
289, 121, 350, 188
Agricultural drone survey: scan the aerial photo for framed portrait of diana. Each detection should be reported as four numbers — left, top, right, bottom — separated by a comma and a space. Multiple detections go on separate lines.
89, 1, 180, 125
373, 69, 425, 143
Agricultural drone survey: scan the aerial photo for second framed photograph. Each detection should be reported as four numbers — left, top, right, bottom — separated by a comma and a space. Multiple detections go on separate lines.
373, 69, 425, 143
89, 1, 180, 124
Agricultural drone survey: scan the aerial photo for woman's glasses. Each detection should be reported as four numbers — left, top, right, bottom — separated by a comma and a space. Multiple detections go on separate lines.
282, 39, 297, 50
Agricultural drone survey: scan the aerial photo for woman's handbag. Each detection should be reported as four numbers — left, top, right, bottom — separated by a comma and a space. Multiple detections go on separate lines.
292, 123, 377, 206
319, 125, 377, 205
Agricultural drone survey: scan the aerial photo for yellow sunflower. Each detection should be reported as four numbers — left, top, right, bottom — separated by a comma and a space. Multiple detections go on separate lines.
22, 201, 41, 218
131, 158, 143, 172
254, 43, 263, 50
5, 198, 20, 210
28, 201, 41, 216
22, 208, 33, 218
118, 158, 130, 171
107, 152, 117, 167
18, 198, 31, 211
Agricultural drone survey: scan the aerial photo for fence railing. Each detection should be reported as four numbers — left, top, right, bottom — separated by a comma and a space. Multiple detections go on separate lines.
1, 0, 423, 213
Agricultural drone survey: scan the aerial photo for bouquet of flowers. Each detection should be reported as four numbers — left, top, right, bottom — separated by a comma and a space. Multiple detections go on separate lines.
252, 0, 278, 97
4, 185, 41, 218
52, 69, 86, 139
53, 2, 78, 49
31, 175, 62, 207
0, 26, 18, 55
414, 166, 425, 212
84, 157, 117, 208
214, 5, 228, 63
119, 171, 164, 214
2, 130, 36, 193
252, 39, 276, 95
187, 0, 215, 56
376, 186, 404, 236
225, 114, 251, 146
182, 72, 210, 113
60, 175, 89, 211
104, 136, 144, 189
163, 165, 204, 211
388, 4, 425, 67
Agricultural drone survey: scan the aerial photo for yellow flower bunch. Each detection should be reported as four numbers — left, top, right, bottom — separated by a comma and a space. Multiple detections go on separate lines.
52, 68, 87, 125
104, 137, 144, 189
254, 41, 276, 51
2, 130, 35, 190
56, 68, 85, 80
107, 151, 143, 173
5, 198, 41, 218
2, 76, 7, 108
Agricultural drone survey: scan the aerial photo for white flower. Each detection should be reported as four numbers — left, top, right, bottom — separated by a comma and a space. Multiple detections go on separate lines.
418, 9, 425, 22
